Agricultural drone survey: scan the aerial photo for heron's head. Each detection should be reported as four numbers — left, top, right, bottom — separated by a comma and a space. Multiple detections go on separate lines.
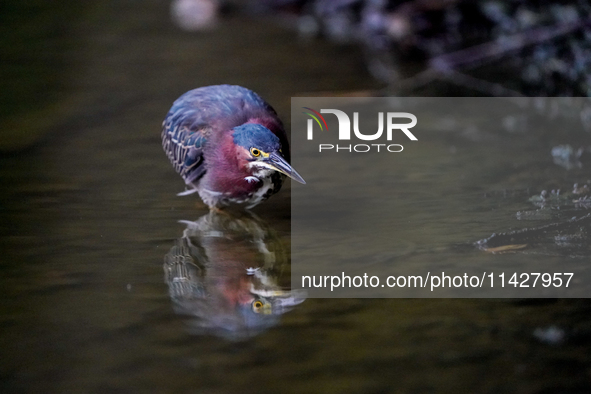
231, 123, 305, 184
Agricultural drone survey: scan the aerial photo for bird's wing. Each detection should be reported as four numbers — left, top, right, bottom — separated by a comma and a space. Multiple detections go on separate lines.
162, 106, 208, 186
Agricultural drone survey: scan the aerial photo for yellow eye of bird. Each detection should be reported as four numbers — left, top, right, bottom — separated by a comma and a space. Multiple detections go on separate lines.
252, 300, 264, 313
250, 148, 261, 157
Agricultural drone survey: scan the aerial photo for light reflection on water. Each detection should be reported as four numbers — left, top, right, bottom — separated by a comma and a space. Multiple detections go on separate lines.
164, 212, 305, 339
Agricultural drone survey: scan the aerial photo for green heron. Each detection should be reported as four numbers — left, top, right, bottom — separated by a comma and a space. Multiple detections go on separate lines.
162, 85, 305, 209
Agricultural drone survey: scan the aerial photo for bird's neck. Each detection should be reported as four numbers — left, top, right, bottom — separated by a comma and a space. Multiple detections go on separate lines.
204, 132, 261, 194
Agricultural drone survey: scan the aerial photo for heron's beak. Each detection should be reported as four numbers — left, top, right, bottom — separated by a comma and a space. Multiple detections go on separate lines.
264, 152, 306, 184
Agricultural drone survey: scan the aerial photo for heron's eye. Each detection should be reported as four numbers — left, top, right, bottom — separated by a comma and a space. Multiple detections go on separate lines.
252, 300, 264, 312
250, 148, 261, 157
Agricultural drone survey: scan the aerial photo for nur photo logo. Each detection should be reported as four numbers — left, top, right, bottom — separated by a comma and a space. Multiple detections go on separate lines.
302, 107, 418, 153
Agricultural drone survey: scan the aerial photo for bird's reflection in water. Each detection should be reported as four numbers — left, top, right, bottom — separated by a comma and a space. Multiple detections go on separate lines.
164, 211, 305, 339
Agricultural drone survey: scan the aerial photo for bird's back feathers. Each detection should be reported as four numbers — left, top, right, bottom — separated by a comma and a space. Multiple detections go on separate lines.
161, 85, 287, 188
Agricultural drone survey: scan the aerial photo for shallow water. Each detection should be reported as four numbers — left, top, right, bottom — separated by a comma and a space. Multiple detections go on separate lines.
2, 1, 591, 393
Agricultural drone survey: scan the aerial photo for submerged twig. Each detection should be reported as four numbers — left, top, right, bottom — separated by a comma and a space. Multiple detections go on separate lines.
392, 17, 591, 96
429, 17, 591, 72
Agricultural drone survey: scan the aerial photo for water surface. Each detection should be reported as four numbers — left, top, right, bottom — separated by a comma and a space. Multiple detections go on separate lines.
1, 1, 591, 393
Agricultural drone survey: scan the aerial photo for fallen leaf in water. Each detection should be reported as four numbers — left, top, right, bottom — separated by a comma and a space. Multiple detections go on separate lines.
483, 244, 527, 253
